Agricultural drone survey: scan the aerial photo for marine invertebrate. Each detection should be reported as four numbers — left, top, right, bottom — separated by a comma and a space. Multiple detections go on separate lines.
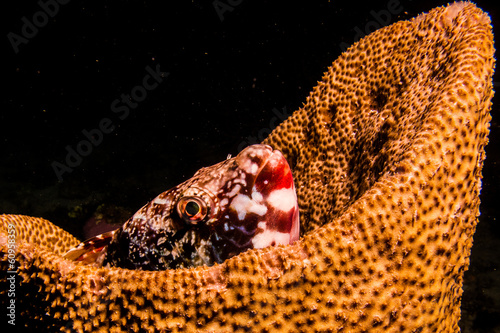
0, 2, 495, 332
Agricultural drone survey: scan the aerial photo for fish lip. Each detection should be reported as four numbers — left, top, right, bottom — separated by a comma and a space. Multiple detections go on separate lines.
235, 144, 274, 182
257, 148, 286, 174
240, 145, 290, 191
252, 147, 283, 188
269, 148, 284, 160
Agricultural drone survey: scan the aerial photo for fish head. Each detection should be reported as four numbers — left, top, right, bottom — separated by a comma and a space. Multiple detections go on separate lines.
66, 144, 299, 270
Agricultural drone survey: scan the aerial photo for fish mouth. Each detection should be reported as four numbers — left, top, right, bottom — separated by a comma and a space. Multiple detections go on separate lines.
235, 144, 294, 191
239, 144, 300, 244
256, 148, 300, 244
255, 147, 292, 188
236, 144, 283, 179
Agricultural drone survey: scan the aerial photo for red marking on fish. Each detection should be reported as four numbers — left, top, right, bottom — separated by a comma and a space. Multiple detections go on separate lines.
64, 144, 300, 270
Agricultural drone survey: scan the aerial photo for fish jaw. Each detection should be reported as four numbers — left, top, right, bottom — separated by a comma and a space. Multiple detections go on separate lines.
251, 148, 300, 247
210, 145, 300, 261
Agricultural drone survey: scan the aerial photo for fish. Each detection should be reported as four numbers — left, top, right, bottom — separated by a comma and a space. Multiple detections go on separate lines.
64, 144, 300, 270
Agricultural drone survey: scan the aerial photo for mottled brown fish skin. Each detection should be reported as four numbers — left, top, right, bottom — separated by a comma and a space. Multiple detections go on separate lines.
0, 2, 495, 332
65, 144, 299, 270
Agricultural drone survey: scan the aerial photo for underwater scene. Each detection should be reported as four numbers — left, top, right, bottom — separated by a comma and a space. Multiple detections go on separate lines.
1, 0, 499, 332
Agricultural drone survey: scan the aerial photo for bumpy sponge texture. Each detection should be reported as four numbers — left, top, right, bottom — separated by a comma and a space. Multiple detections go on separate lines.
0, 2, 494, 332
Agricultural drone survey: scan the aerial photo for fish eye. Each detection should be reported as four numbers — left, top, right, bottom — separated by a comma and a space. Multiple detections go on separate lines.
185, 201, 200, 216
177, 196, 208, 224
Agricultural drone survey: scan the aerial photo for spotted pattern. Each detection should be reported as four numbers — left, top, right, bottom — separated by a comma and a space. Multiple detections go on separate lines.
65, 144, 299, 270
0, 3, 495, 332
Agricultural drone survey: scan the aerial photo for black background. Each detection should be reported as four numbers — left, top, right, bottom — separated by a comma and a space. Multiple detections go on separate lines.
1, 1, 499, 331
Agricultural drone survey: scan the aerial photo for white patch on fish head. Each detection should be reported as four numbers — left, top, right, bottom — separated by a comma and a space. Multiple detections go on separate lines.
266, 188, 298, 213
235, 144, 274, 176
251, 188, 263, 202
219, 197, 229, 210
225, 184, 242, 198
252, 221, 291, 248
229, 191, 268, 221
239, 159, 260, 175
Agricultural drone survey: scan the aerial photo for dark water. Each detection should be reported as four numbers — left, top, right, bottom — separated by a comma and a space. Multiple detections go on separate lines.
1, 1, 499, 331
